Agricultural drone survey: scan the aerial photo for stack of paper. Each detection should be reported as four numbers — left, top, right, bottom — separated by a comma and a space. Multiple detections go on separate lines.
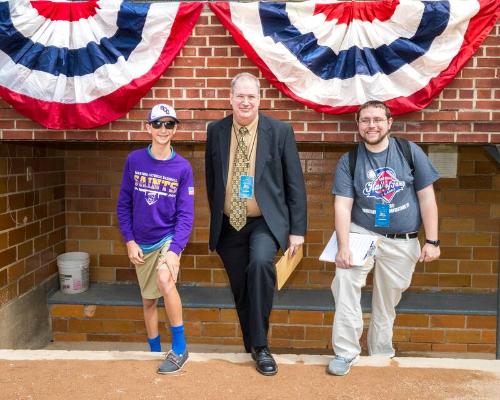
319, 231, 380, 267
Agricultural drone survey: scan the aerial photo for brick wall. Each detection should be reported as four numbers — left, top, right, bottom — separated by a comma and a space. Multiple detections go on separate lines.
61, 141, 497, 292
0, 9, 498, 308
50, 304, 496, 353
0, 143, 65, 308
0, 11, 498, 143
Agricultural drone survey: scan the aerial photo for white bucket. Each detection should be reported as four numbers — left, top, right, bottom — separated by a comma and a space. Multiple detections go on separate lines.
57, 252, 90, 294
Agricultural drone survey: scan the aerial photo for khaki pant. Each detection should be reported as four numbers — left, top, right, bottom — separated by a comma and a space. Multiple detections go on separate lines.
331, 223, 421, 359
135, 242, 171, 299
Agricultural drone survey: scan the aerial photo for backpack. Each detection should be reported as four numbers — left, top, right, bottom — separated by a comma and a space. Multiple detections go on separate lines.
348, 137, 414, 178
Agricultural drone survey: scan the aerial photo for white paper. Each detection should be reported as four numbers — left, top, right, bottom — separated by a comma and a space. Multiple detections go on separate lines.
319, 231, 379, 266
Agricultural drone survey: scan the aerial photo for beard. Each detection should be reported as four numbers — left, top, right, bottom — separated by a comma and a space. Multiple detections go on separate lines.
360, 130, 390, 146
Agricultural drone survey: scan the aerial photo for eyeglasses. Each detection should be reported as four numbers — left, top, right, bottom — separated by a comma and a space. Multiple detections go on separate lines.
359, 118, 388, 126
150, 120, 176, 129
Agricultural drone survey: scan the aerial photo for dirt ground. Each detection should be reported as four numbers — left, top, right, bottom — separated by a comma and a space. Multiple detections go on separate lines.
1, 358, 500, 400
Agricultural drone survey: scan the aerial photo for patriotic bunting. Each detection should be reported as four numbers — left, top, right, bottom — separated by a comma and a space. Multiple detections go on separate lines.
209, 0, 499, 115
0, 1, 498, 129
0, 0, 203, 129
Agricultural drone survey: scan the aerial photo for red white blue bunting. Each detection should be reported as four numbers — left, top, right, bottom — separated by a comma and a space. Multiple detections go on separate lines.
209, 0, 499, 115
0, 0, 203, 129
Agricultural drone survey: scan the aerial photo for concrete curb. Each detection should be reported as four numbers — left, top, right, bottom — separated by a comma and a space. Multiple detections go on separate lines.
1, 350, 500, 373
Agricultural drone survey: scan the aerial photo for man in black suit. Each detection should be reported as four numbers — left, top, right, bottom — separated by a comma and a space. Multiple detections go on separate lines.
205, 73, 307, 376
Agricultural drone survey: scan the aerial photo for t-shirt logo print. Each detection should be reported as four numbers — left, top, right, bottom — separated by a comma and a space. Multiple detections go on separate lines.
363, 167, 405, 203
145, 191, 160, 206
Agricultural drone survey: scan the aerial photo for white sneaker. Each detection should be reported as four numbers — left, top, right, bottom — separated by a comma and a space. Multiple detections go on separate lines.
327, 355, 360, 376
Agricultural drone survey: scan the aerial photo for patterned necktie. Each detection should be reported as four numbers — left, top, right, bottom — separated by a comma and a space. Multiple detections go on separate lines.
229, 126, 249, 231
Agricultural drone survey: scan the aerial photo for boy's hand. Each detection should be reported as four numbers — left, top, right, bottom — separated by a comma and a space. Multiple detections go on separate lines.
126, 240, 144, 265
160, 251, 181, 283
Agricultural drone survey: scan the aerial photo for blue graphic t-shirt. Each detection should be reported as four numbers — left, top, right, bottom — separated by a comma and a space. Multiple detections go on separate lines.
332, 138, 439, 234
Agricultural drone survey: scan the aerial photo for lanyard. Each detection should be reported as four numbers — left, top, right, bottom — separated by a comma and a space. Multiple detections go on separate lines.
364, 141, 391, 203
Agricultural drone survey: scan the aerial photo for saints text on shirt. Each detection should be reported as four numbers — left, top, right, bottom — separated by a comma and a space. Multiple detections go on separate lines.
133, 171, 178, 196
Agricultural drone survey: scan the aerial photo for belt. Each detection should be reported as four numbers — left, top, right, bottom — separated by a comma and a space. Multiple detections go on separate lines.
383, 232, 418, 240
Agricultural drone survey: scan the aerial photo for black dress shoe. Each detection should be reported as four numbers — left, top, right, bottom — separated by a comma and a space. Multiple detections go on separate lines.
251, 346, 278, 376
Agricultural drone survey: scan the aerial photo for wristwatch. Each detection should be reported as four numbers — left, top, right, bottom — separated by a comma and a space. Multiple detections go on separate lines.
425, 239, 440, 247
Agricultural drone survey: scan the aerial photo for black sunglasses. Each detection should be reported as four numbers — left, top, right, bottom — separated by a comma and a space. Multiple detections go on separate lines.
150, 120, 176, 129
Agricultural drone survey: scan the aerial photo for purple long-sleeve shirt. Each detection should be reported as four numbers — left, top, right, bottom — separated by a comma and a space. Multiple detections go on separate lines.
117, 148, 194, 255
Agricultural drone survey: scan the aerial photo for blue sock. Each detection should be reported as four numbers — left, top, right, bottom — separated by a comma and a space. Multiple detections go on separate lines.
147, 335, 161, 352
171, 324, 186, 356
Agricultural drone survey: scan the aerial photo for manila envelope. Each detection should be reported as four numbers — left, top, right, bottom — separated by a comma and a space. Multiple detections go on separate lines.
275, 245, 303, 290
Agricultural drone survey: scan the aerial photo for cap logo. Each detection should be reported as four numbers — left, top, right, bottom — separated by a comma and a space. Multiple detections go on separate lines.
159, 105, 170, 115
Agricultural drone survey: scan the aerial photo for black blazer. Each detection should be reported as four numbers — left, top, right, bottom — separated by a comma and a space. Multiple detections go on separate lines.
205, 113, 307, 251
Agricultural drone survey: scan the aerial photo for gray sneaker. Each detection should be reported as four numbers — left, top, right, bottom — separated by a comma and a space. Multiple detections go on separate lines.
157, 350, 189, 374
327, 355, 360, 376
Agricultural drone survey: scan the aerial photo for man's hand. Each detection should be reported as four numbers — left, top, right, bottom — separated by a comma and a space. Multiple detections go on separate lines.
419, 243, 440, 263
335, 246, 353, 269
287, 234, 304, 258
159, 251, 181, 283
126, 240, 144, 265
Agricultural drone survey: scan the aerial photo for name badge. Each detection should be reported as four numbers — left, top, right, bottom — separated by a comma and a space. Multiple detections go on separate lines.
239, 175, 254, 199
375, 203, 390, 227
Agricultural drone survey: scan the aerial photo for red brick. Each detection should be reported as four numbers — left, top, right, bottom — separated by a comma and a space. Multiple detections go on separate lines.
410, 329, 445, 343
52, 333, 87, 342
459, 260, 492, 274
472, 247, 498, 260
304, 326, 331, 341
220, 309, 238, 322
0, 268, 7, 287
480, 330, 496, 344
467, 344, 495, 353
395, 314, 429, 327
271, 325, 305, 340
51, 304, 85, 318
471, 275, 497, 289
430, 315, 465, 328
0, 247, 16, 268
431, 343, 467, 353
269, 310, 289, 324
184, 308, 220, 322
438, 274, 471, 288
466, 316, 496, 329
439, 247, 472, 260
202, 323, 237, 337
395, 342, 432, 352
445, 330, 482, 344
289, 311, 324, 325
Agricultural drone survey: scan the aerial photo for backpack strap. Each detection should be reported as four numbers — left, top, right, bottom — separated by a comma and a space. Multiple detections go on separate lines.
348, 138, 414, 179
348, 143, 359, 178
393, 137, 414, 175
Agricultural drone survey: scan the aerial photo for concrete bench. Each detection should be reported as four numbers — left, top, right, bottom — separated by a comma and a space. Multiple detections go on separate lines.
48, 283, 496, 316
48, 283, 497, 354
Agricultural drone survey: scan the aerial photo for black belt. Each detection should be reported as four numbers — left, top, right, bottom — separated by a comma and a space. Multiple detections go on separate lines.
384, 232, 418, 239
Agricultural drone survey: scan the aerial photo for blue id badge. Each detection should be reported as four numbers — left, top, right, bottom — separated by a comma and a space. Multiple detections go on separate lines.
239, 175, 254, 199
375, 203, 390, 227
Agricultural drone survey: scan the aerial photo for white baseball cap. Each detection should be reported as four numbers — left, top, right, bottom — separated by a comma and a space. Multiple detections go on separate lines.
148, 104, 179, 123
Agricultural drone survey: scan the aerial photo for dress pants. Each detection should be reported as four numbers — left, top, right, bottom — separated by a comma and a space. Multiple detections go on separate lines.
216, 215, 279, 351
331, 223, 421, 359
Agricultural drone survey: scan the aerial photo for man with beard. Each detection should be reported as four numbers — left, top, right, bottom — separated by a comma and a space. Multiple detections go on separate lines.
328, 100, 440, 376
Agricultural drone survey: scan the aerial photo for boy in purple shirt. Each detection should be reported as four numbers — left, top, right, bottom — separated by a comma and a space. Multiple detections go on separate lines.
117, 104, 194, 374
